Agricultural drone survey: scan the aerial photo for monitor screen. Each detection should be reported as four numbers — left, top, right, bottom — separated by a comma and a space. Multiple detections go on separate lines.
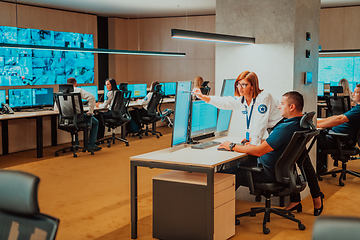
171, 81, 192, 147
104, 85, 109, 100
0, 90, 6, 107
190, 100, 218, 137
318, 82, 324, 97
78, 85, 98, 102
217, 79, 235, 133
9, 88, 32, 108
128, 84, 147, 98
32, 88, 54, 107
164, 82, 176, 96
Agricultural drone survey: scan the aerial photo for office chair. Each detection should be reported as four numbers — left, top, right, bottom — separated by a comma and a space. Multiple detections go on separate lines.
235, 112, 320, 234
325, 95, 351, 116
99, 90, 132, 147
0, 170, 59, 240
312, 216, 360, 240
318, 129, 360, 186
200, 81, 211, 95
138, 91, 163, 139
54, 92, 94, 157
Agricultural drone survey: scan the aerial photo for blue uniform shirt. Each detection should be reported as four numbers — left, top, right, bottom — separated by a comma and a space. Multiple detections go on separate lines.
259, 116, 304, 171
332, 104, 360, 141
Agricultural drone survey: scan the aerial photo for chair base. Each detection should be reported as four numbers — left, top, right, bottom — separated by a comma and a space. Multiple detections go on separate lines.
318, 161, 360, 186
98, 132, 129, 148
55, 144, 93, 157
235, 198, 305, 234
138, 125, 162, 139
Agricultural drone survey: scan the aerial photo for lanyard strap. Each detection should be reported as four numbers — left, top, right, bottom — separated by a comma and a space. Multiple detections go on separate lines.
245, 98, 256, 130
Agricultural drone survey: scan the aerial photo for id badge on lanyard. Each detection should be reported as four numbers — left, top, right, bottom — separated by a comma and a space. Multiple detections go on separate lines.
245, 98, 256, 141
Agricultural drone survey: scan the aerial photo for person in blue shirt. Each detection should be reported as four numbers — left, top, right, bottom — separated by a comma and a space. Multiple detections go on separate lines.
317, 84, 360, 172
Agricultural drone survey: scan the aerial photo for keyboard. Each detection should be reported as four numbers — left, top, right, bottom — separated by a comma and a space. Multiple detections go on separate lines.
191, 141, 221, 149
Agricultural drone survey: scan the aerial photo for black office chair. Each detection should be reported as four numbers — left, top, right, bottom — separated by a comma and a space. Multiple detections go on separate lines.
325, 95, 351, 116
312, 216, 360, 240
318, 129, 360, 186
235, 112, 320, 234
99, 90, 132, 147
54, 92, 94, 157
0, 170, 59, 240
138, 91, 163, 139
200, 81, 211, 95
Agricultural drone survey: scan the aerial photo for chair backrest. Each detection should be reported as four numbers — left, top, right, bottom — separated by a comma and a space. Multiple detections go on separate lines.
326, 95, 351, 116
312, 216, 360, 240
0, 170, 59, 240
110, 90, 132, 121
274, 113, 320, 196
55, 92, 84, 128
146, 91, 163, 116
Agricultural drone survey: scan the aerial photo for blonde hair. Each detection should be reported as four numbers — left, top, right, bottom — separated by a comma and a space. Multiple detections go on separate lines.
234, 71, 263, 98
194, 76, 203, 88
338, 78, 352, 97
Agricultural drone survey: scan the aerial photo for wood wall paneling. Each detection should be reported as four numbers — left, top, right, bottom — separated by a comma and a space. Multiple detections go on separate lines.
0, 2, 16, 26
319, 8, 345, 50
343, 7, 360, 49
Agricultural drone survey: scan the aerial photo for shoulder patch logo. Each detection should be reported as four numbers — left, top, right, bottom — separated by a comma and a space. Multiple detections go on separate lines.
258, 104, 267, 114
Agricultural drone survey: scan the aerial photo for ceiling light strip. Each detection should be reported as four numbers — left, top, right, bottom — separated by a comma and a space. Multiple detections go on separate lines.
0, 43, 186, 57
171, 29, 255, 45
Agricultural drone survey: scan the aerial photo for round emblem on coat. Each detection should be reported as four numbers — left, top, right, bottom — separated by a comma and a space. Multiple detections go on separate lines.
258, 104, 268, 114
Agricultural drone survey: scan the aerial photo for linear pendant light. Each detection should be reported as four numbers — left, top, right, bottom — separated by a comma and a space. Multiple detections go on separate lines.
319, 49, 360, 55
0, 43, 186, 57
171, 29, 255, 45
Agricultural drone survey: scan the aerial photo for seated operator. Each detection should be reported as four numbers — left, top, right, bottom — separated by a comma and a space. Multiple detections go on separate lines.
218, 91, 305, 189
56, 77, 101, 152
317, 84, 360, 173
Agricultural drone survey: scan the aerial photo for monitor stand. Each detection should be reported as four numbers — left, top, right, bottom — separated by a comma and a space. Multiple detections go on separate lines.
187, 132, 215, 144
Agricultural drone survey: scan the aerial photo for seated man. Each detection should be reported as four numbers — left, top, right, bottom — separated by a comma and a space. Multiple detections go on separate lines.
218, 91, 305, 188
316, 84, 360, 172
57, 77, 101, 152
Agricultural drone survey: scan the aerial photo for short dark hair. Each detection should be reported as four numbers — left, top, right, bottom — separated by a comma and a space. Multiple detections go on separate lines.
282, 91, 304, 112
67, 77, 77, 85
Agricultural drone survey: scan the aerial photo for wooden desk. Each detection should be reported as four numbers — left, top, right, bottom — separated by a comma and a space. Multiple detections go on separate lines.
130, 136, 247, 240
0, 110, 58, 158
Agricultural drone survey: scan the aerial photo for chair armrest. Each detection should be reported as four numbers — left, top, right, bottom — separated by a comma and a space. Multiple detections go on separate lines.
237, 165, 263, 195
327, 131, 349, 138
237, 165, 263, 173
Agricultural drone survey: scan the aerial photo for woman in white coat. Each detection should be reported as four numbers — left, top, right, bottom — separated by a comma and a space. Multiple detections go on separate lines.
194, 71, 282, 145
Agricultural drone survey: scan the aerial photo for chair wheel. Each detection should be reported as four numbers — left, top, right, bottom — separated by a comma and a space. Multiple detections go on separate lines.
318, 176, 323, 181
235, 219, 240, 225
91, 151, 94, 155
298, 223, 305, 230
250, 213, 256, 217
82, 149, 86, 152
62, 150, 66, 153
263, 227, 270, 234
145, 132, 148, 136
73, 154, 77, 157
160, 133, 162, 136
126, 143, 129, 146
332, 173, 337, 177
139, 136, 142, 139
55, 153, 59, 156
289, 213, 295, 217
156, 135, 159, 138
339, 181, 345, 186
107, 144, 111, 148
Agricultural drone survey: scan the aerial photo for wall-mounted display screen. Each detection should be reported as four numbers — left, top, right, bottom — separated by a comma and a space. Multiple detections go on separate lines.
318, 56, 360, 92
0, 25, 94, 86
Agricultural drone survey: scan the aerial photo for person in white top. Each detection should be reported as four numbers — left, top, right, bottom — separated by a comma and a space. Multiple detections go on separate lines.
95, 78, 118, 139
194, 71, 282, 145
59, 77, 101, 151
192, 76, 203, 100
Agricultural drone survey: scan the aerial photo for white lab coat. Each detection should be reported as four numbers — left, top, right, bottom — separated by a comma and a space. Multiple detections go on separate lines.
54, 87, 96, 114
137, 92, 153, 110
99, 90, 116, 109
209, 91, 282, 145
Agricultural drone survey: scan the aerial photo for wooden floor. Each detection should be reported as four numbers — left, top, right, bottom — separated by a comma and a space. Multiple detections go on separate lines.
1, 126, 360, 240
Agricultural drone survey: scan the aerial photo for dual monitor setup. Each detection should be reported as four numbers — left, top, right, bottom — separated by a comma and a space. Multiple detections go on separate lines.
171, 79, 235, 147
0, 88, 53, 110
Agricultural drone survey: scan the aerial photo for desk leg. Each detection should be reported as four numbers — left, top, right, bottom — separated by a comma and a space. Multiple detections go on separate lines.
131, 161, 138, 239
206, 169, 214, 240
1, 120, 9, 155
51, 115, 57, 146
36, 116, 43, 158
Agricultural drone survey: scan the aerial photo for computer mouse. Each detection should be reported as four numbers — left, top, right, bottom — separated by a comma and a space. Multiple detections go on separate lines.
240, 140, 249, 145
217, 147, 229, 151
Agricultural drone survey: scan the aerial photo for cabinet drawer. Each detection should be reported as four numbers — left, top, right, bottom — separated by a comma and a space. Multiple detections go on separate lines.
214, 185, 235, 208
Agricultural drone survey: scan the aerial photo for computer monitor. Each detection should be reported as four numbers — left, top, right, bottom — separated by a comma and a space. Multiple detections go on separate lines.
171, 81, 192, 147
318, 82, 324, 97
190, 100, 218, 138
164, 82, 176, 96
78, 85, 98, 102
8, 88, 32, 108
128, 84, 147, 98
59, 84, 74, 93
0, 90, 6, 108
32, 88, 54, 107
217, 79, 235, 133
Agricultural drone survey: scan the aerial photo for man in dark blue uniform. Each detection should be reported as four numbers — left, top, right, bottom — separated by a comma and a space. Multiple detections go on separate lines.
218, 91, 305, 188
317, 84, 360, 172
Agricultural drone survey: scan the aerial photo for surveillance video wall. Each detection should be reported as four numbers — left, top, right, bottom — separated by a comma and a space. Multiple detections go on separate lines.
0, 25, 94, 86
